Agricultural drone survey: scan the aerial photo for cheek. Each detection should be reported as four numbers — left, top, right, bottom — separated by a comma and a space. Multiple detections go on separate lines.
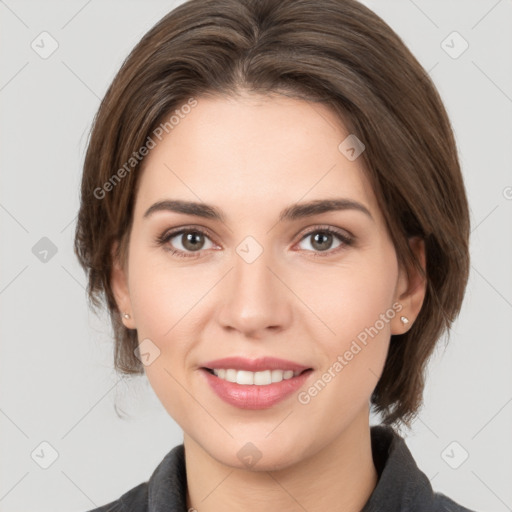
127, 247, 210, 340
297, 254, 398, 346
297, 248, 399, 396
126, 247, 214, 404
126, 248, 204, 420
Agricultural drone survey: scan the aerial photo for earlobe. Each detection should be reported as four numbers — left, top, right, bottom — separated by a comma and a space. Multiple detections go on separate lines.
391, 237, 427, 335
110, 241, 135, 329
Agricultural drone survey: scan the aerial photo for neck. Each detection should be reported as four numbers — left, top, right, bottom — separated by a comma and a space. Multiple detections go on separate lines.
184, 411, 378, 512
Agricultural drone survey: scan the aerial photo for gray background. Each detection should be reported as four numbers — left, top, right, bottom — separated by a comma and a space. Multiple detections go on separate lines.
1, 0, 511, 511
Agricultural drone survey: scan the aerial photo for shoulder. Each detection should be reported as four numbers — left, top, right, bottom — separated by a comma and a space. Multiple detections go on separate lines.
85, 481, 148, 512
433, 491, 478, 512
83, 444, 187, 512
366, 425, 479, 512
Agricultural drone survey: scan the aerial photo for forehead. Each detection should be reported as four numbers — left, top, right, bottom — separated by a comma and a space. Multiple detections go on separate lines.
134, 92, 380, 221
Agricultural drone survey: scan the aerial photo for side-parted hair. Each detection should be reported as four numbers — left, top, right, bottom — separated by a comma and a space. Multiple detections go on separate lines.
74, 0, 470, 427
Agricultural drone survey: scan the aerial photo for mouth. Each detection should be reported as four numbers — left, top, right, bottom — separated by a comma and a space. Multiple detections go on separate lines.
199, 357, 314, 409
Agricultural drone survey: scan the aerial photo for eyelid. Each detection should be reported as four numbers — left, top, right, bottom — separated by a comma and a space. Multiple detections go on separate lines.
297, 223, 354, 242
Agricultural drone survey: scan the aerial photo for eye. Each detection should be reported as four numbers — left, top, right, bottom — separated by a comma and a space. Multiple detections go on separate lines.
156, 228, 217, 258
156, 225, 354, 259
296, 226, 353, 256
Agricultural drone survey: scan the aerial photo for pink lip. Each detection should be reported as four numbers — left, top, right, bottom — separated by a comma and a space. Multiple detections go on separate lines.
200, 357, 313, 410
201, 356, 311, 372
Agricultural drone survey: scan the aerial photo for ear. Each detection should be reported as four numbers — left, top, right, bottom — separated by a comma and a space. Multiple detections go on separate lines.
391, 237, 427, 335
110, 241, 136, 329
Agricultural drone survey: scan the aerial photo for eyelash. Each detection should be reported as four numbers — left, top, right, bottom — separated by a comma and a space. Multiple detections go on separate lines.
155, 225, 354, 259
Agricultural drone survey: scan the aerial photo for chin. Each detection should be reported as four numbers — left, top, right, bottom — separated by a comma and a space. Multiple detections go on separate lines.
222, 447, 303, 472
202, 431, 310, 472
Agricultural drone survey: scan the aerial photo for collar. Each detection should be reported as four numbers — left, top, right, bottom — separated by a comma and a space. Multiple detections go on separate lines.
361, 425, 436, 511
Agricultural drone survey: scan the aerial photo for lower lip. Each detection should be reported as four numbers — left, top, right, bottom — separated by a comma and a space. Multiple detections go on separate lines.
201, 368, 313, 409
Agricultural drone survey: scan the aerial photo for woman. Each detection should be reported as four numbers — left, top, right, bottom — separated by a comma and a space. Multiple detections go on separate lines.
74, 0, 476, 510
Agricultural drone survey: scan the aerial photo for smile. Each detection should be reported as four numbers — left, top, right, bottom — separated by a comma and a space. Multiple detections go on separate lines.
200, 357, 313, 409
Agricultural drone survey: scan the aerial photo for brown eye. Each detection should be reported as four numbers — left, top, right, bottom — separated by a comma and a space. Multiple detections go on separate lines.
297, 227, 353, 256
158, 228, 216, 258
180, 231, 206, 251
310, 232, 335, 251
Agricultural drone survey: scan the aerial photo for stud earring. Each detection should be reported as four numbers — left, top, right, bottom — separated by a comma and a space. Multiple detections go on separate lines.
123, 312, 131, 319
400, 316, 409, 326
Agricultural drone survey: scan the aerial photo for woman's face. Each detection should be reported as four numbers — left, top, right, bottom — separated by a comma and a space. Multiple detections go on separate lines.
113, 92, 416, 470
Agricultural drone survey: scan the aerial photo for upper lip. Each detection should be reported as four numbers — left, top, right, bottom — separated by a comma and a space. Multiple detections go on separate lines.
201, 356, 312, 372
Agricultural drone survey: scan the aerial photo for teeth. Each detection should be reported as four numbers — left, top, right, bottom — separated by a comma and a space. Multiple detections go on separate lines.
211, 368, 301, 385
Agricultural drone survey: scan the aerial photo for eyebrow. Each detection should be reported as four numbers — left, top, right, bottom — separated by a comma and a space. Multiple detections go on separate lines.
143, 198, 373, 222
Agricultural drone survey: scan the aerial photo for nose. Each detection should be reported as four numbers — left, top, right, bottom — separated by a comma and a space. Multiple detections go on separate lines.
216, 246, 293, 338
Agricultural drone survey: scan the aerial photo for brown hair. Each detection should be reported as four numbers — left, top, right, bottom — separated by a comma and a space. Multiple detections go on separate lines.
74, 0, 470, 428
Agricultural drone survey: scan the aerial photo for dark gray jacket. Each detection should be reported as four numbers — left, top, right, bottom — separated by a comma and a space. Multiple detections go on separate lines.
87, 425, 476, 511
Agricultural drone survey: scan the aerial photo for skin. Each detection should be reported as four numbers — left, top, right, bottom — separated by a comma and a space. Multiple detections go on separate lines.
111, 91, 426, 512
